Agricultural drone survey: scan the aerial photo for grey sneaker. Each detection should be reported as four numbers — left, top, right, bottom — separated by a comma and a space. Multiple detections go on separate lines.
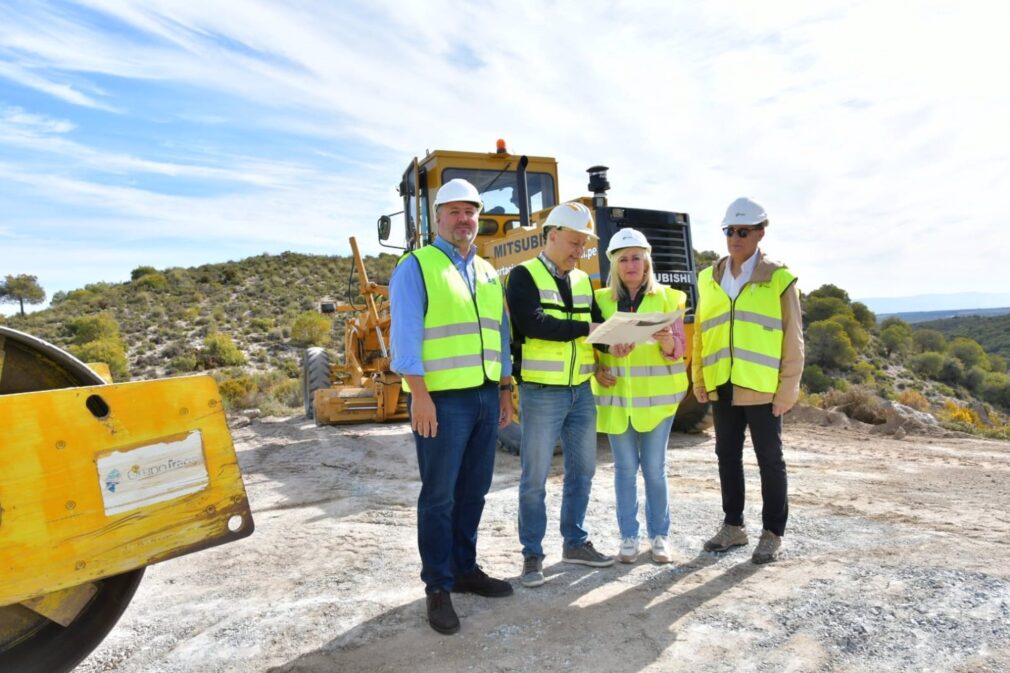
562, 541, 614, 567
520, 555, 545, 587
703, 523, 749, 552
752, 530, 781, 564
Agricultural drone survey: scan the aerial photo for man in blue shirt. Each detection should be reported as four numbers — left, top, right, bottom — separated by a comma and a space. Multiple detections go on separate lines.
389, 178, 514, 635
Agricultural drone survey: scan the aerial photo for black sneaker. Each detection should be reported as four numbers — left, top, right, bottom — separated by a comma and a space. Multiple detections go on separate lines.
453, 566, 514, 598
426, 590, 460, 635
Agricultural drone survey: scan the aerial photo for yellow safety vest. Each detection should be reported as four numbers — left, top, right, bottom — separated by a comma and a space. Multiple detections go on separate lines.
518, 258, 595, 386
696, 264, 796, 394
400, 245, 504, 392
592, 286, 689, 433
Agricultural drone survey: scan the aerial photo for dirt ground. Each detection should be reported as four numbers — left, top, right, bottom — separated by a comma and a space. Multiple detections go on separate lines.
77, 412, 1010, 673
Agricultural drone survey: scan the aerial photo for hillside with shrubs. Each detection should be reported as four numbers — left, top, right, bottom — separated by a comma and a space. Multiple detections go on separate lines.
3, 251, 1010, 438
0, 251, 398, 414
797, 284, 1010, 438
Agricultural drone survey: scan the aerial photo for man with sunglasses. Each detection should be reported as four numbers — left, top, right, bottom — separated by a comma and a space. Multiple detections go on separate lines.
692, 197, 804, 564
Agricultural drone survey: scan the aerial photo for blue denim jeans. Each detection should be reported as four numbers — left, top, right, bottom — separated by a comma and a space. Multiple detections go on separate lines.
518, 381, 597, 558
608, 415, 674, 539
410, 383, 498, 593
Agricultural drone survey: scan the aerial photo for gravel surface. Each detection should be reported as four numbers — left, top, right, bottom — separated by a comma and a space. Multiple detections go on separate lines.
75, 415, 1010, 673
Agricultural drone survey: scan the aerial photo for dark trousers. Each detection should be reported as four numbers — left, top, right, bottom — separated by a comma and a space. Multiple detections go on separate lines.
410, 383, 499, 593
712, 382, 788, 536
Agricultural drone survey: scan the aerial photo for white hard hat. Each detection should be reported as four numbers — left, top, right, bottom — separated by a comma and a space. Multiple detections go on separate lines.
433, 178, 483, 211
543, 201, 598, 238
722, 197, 768, 226
606, 227, 651, 259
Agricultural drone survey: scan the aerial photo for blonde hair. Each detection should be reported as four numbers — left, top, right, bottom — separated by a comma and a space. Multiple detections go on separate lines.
607, 247, 658, 302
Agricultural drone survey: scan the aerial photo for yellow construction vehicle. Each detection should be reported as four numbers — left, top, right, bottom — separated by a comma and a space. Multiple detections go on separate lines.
303, 237, 408, 424
0, 326, 254, 673
305, 141, 709, 441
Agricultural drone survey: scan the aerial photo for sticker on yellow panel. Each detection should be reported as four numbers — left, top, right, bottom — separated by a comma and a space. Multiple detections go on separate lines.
96, 431, 210, 516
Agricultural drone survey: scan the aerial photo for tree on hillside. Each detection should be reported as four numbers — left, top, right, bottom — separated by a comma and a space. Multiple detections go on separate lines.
912, 328, 947, 353
948, 337, 988, 370
804, 296, 853, 325
694, 250, 719, 270
880, 322, 913, 357
829, 314, 869, 351
808, 284, 851, 303
68, 313, 121, 344
850, 302, 876, 330
939, 356, 965, 386
0, 274, 46, 316
806, 320, 857, 369
910, 351, 944, 379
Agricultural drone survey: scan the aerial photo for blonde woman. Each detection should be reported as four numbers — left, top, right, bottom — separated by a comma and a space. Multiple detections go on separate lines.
592, 228, 688, 564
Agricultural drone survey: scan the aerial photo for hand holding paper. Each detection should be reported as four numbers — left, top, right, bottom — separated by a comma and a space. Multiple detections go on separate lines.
585, 308, 685, 346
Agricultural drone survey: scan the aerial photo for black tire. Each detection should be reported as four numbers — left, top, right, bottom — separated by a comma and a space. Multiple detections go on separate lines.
0, 327, 147, 673
0, 570, 145, 673
302, 347, 331, 419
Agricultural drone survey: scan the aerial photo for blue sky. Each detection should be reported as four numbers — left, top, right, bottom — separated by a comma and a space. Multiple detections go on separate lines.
2, 0, 1009, 315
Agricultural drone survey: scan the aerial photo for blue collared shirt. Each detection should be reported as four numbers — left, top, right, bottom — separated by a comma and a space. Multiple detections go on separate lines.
390, 235, 511, 378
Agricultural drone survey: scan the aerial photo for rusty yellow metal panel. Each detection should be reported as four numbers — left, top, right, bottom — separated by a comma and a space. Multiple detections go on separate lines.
0, 375, 253, 606
84, 362, 113, 384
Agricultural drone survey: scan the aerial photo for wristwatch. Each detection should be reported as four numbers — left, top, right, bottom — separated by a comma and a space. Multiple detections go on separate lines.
500, 383, 514, 392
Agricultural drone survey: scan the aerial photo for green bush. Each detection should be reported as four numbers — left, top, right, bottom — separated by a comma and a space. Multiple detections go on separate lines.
215, 369, 302, 414
964, 365, 987, 393
829, 314, 870, 351
806, 320, 857, 369
201, 332, 246, 368
948, 337, 988, 370
169, 352, 200, 374
68, 313, 121, 345
910, 351, 944, 379
851, 361, 875, 384
135, 273, 168, 291
291, 311, 332, 346
850, 302, 876, 330
131, 266, 158, 280
939, 356, 965, 386
913, 328, 946, 353
880, 324, 913, 357
807, 284, 851, 303
801, 364, 833, 393
980, 372, 1010, 407
804, 296, 853, 324
70, 337, 129, 380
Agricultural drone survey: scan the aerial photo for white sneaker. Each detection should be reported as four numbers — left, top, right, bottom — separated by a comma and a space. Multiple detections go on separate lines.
617, 537, 640, 563
651, 536, 672, 564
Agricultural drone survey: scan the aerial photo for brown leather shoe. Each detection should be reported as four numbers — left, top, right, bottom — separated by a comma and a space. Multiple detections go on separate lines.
426, 590, 459, 635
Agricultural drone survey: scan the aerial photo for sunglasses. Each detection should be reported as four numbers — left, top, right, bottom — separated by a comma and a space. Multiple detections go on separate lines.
722, 226, 763, 238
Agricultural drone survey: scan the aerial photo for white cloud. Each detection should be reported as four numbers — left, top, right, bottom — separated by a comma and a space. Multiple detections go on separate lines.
0, 0, 1008, 302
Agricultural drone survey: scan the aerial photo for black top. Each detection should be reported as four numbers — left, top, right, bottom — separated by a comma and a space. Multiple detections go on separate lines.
506, 260, 605, 382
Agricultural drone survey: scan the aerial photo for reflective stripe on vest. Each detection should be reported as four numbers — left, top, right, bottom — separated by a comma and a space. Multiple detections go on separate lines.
519, 258, 595, 386
400, 246, 504, 392
591, 285, 689, 433
696, 264, 795, 394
